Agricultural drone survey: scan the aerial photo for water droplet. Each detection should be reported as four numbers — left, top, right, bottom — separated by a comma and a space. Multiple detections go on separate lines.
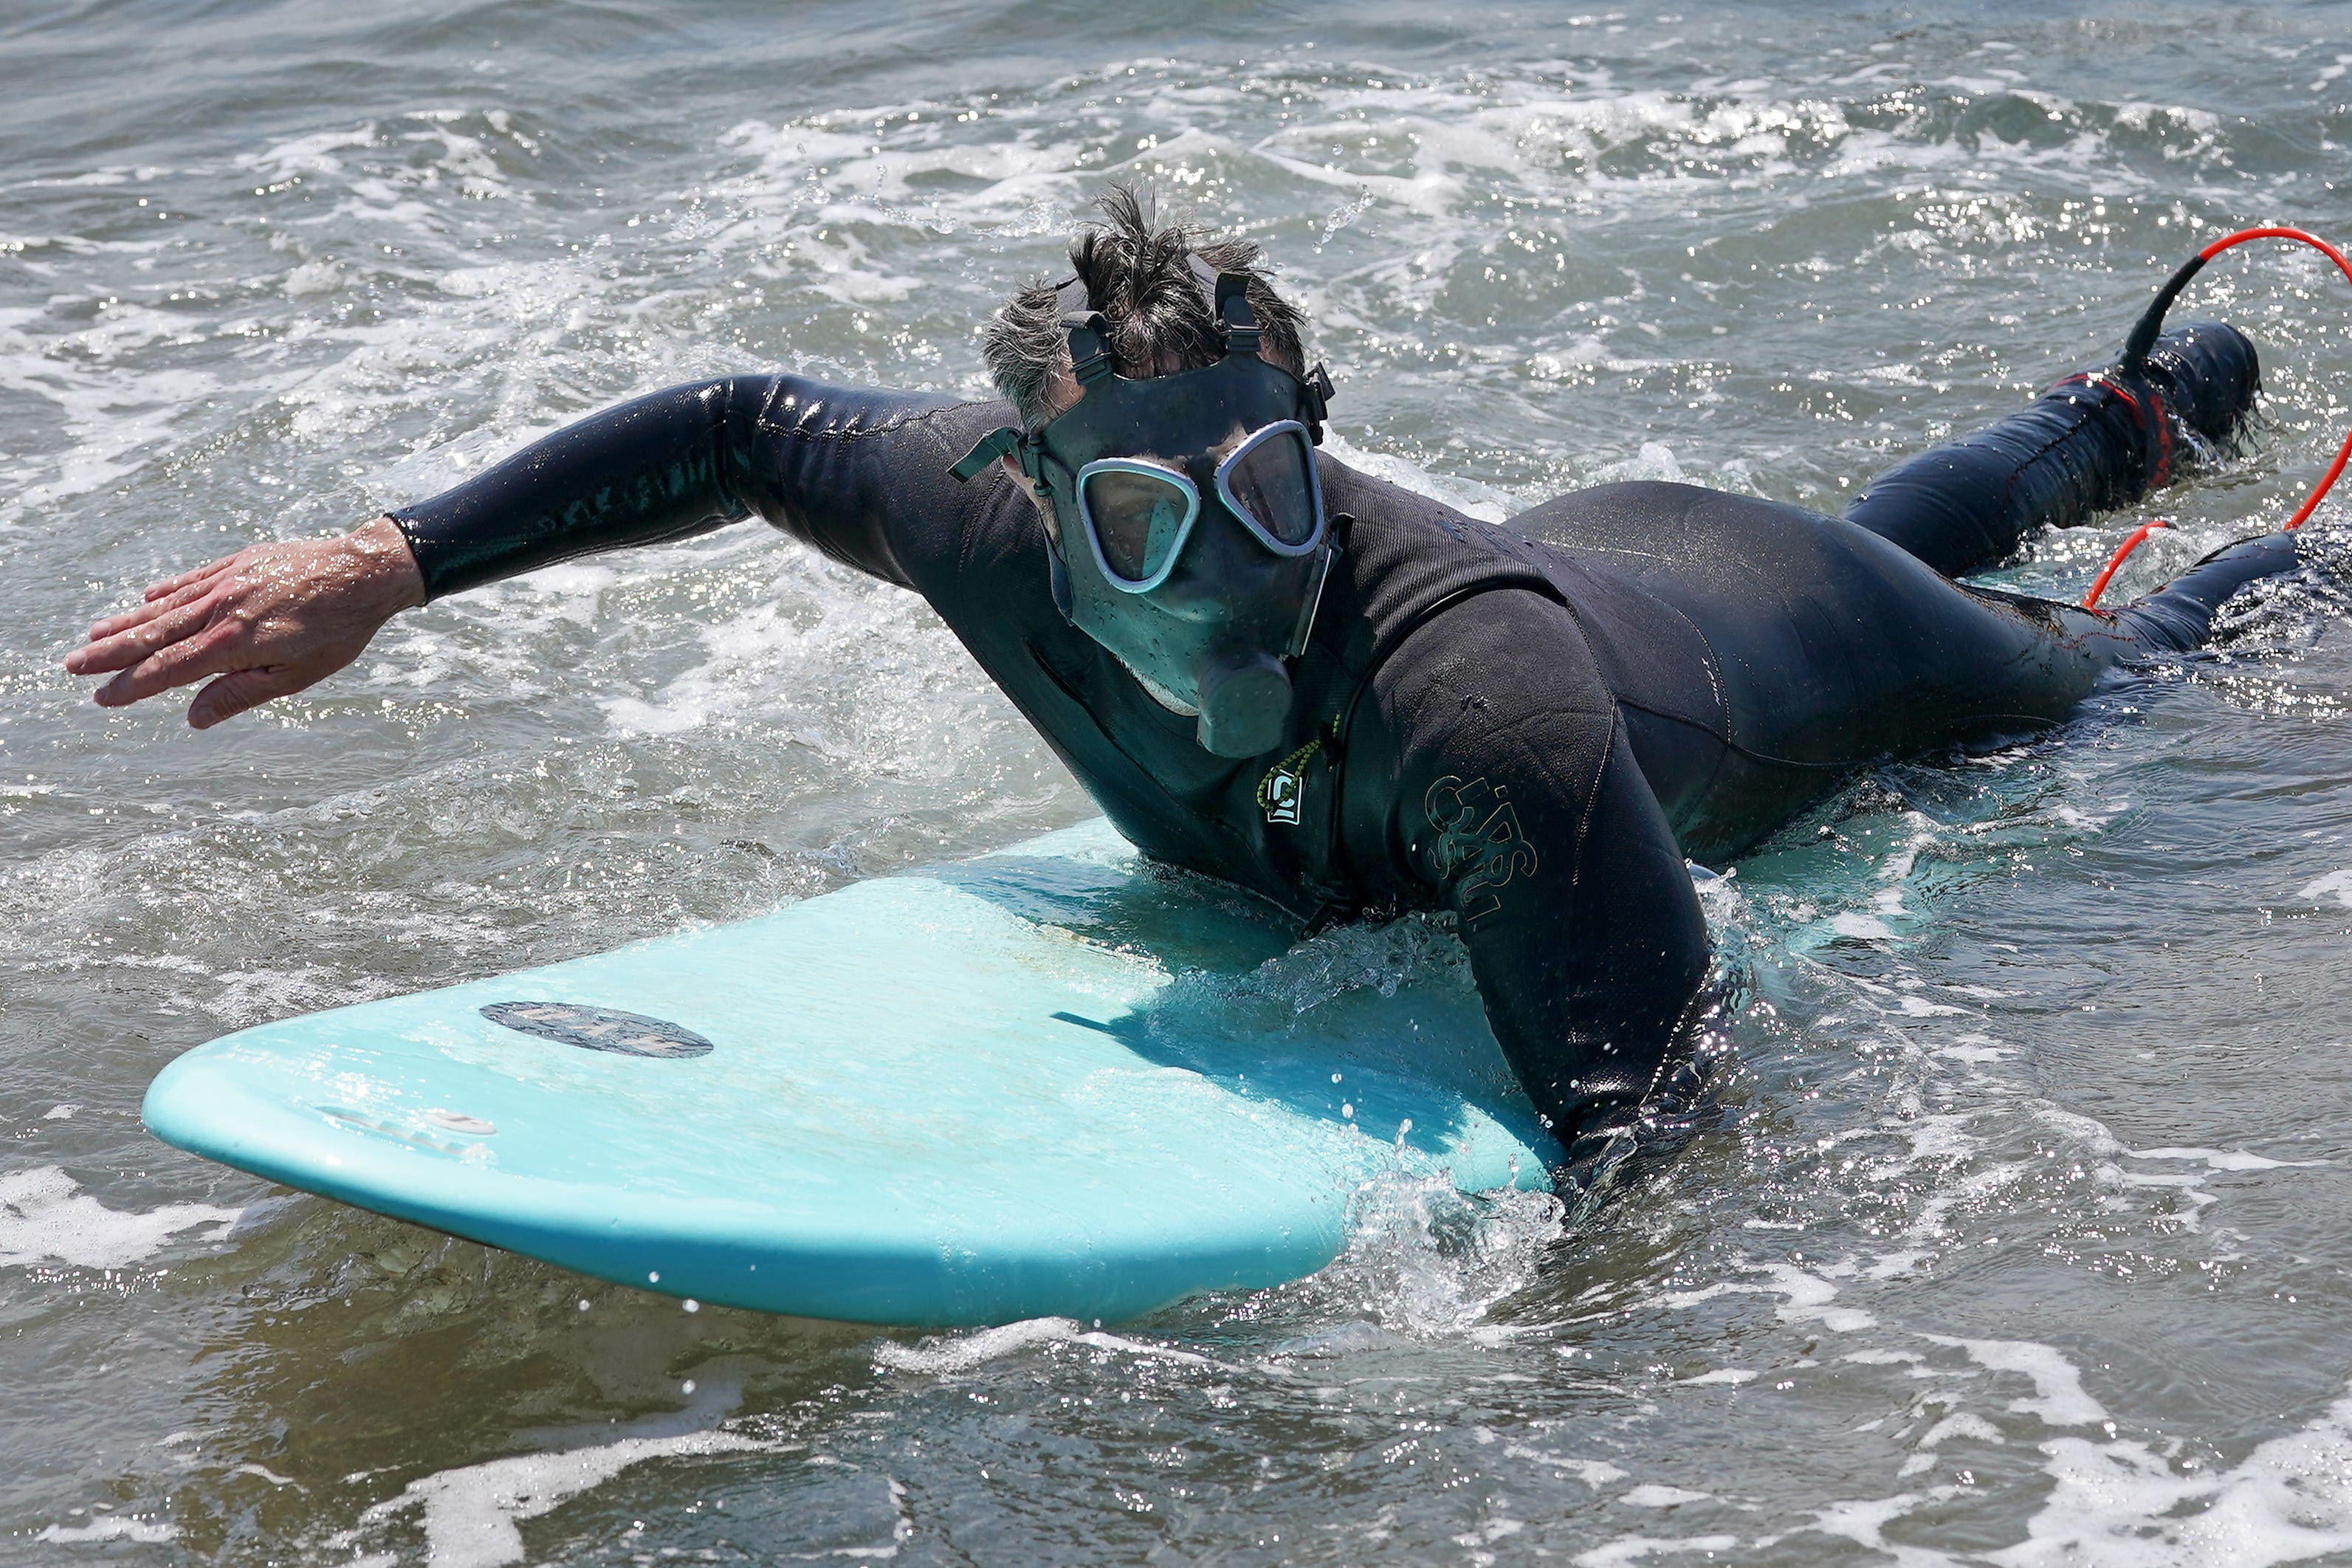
1341, 1103, 1354, 1118
648, 1270, 660, 1284
683, 1299, 700, 1313
577, 1299, 590, 1313
682, 1379, 696, 1394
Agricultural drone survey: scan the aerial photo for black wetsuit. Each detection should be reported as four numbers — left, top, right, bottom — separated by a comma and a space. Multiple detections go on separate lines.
391, 323, 2284, 1165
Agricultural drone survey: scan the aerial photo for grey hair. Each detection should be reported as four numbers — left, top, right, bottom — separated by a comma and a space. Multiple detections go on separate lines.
981, 182, 1309, 429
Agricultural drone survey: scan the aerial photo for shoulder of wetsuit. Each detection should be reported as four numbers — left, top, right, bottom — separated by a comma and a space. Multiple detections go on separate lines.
749, 376, 986, 441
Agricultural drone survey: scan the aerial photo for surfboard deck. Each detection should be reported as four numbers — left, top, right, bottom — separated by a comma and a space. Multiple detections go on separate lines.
142, 821, 1558, 1327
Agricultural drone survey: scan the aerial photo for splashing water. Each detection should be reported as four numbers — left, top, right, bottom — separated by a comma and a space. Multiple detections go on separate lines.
5, 1, 2352, 1563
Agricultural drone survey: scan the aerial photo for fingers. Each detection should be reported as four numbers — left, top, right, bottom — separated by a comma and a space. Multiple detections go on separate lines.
65, 597, 217, 678
82, 575, 219, 646
92, 619, 245, 708
188, 667, 304, 730
141, 551, 241, 604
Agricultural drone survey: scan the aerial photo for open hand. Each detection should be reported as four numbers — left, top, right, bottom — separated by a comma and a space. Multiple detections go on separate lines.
63, 517, 427, 729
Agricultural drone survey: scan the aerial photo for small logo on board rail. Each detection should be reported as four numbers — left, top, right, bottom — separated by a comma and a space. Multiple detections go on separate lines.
480, 1001, 714, 1059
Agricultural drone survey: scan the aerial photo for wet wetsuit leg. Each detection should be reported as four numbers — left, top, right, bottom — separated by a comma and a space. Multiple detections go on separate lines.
1840, 323, 2260, 577
1520, 497, 2301, 865
1521, 482, 2161, 860
2106, 531, 2303, 650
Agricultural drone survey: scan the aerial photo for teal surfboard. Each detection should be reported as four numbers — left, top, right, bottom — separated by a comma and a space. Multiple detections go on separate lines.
142, 821, 1558, 1327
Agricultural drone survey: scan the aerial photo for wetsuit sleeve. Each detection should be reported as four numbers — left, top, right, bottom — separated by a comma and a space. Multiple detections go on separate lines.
385, 376, 1005, 599
1366, 589, 1711, 1154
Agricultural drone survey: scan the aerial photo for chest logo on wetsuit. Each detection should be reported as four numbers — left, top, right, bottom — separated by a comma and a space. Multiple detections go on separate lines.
1426, 774, 1538, 925
1261, 767, 1304, 825
1256, 732, 1330, 827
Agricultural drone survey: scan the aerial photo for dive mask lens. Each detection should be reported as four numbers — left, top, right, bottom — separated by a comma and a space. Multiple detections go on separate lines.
1216, 421, 1324, 551
1077, 461, 1200, 591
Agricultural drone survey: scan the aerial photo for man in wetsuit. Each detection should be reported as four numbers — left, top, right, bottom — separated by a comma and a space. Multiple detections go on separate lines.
64, 190, 2296, 1193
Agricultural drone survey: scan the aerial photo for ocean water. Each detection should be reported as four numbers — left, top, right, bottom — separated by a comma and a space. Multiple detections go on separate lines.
5, 0, 2352, 1561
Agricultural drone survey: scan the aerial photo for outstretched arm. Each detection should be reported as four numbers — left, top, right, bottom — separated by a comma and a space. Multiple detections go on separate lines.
1367, 589, 1712, 1166
387, 376, 983, 597
64, 375, 1002, 725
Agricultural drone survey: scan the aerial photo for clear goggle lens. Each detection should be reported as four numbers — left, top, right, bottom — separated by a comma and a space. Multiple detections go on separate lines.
1216, 422, 1320, 549
1074, 422, 1324, 591
1079, 465, 1196, 585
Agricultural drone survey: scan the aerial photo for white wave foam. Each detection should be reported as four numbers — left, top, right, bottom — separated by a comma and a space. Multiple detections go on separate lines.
876, 1317, 1217, 1375
2135, 1147, 2299, 1172
1992, 1387, 2352, 1567
2029, 1107, 2309, 1232
2300, 868, 2352, 909
355, 1423, 773, 1568
1919, 1335, 2108, 1427
0, 1167, 251, 1270
35, 1516, 179, 1544
875, 1316, 1084, 1374
1500, 1442, 1627, 1487
1318, 428, 1517, 521
1661, 1262, 1878, 1334
1584, 441, 1687, 487
1318, 1176, 1564, 1338
1574, 1532, 1741, 1566
1578, 1384, 2352, 1564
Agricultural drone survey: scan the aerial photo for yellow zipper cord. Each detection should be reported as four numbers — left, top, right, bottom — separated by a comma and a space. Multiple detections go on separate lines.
1256, 722, 1337, 814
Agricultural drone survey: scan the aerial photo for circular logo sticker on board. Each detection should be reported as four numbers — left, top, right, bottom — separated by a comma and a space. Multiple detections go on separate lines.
479, 1001, 715, 1059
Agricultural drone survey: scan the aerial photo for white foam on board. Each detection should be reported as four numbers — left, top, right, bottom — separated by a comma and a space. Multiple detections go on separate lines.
0, 1166, 247, 1270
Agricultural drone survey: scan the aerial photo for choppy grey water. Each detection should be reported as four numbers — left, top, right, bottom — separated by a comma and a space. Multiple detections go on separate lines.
6, 0, 2352, 1561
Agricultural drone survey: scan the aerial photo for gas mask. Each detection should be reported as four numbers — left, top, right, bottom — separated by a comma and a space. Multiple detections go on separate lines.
951, 260, 1338, 759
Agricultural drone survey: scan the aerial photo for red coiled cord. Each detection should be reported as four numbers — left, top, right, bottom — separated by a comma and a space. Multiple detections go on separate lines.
2080, 224, 2352, 608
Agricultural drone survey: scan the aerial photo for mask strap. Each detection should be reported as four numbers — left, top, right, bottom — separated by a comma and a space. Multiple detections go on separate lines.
1063, 312, 1114, 385
948, 425, 1023, 484
1300, 362, 1334, 443
1184, 253, 1263, 355
1048, 274, 1115, 387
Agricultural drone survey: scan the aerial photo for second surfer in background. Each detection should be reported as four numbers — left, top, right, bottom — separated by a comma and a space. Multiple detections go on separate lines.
65, 185, 2303, 1203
